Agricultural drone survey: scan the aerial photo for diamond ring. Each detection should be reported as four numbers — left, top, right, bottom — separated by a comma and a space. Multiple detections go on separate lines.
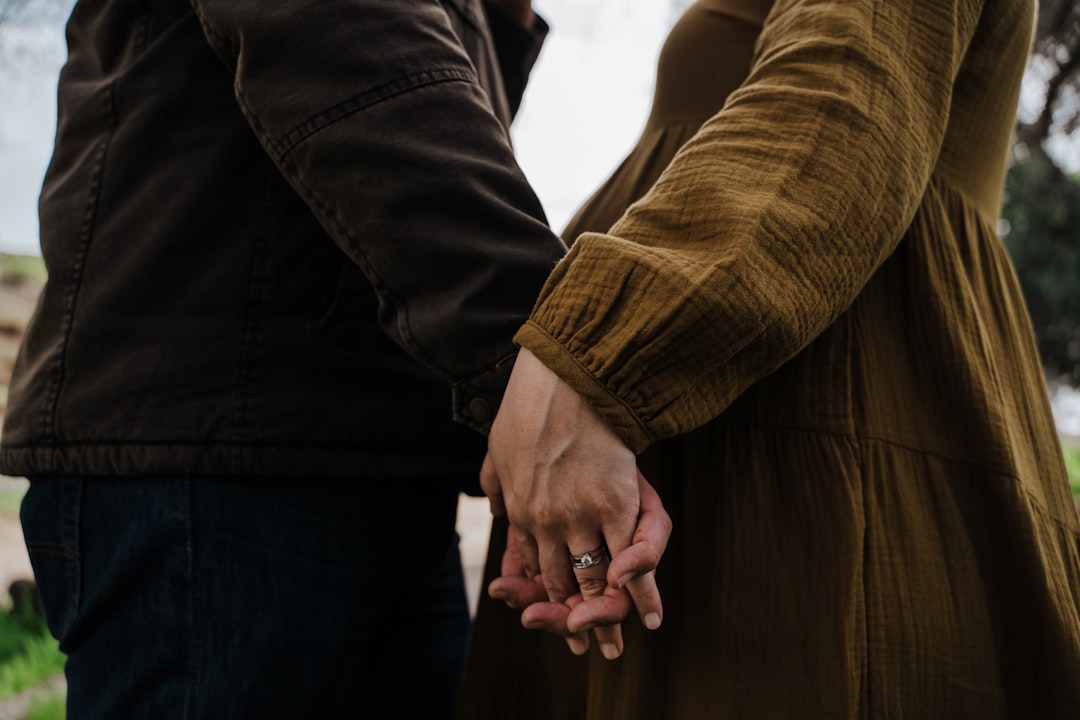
570, 543, 609, 570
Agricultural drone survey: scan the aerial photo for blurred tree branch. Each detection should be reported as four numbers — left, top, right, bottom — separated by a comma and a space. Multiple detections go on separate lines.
1018, 0, 1080, 151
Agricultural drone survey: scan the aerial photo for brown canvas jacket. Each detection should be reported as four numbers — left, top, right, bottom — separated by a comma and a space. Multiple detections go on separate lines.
0, 0, 565, 484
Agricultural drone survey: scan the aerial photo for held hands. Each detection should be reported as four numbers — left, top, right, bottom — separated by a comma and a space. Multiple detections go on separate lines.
480, 348, 672, 659
488, 472, 671, 655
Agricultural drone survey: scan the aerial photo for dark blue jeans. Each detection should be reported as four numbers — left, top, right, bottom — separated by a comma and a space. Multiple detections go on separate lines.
21, 475, 471, 719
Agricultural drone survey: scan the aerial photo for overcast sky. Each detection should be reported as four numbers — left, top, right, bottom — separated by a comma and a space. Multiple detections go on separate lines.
0, 0, 679, 257
0, 0, 70, 256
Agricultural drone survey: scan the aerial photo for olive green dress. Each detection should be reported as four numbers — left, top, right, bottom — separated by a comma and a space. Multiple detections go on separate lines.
457, 1, 1080, 717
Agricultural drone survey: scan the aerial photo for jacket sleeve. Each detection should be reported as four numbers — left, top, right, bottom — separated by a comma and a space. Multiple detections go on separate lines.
514, 0, 987, 452
188, 0, 567, 433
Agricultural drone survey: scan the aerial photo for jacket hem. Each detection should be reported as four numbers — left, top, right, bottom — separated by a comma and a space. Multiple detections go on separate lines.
0, 443, 486, 488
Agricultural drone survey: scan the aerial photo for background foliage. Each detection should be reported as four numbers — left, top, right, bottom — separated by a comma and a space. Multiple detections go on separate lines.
1005, 0, 1080, 385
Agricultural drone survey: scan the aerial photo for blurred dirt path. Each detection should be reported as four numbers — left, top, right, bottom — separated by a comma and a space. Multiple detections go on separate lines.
458, 494, 493, 618
0, 674, 65, 720
0, 514, 32, 597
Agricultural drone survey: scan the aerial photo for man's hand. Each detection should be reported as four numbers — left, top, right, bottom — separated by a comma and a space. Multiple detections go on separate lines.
480, 348, 671, 658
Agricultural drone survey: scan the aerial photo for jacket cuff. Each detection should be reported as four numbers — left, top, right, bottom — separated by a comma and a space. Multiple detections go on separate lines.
451, 351, 519, 435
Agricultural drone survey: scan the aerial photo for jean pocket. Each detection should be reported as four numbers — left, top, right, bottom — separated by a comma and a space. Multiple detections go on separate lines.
20, 476, 82, 643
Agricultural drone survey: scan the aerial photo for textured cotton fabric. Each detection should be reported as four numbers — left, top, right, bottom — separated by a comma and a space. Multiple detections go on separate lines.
457, 0, 1080, 717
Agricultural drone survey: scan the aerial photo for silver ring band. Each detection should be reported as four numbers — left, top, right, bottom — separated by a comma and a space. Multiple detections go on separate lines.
570, 543, 608, 570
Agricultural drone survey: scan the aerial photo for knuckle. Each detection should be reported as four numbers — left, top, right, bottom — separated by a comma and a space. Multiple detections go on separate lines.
479, 475, 499, 496
511, 525, 530, 545
533, 504, 573, 533
645, 545, 663, 566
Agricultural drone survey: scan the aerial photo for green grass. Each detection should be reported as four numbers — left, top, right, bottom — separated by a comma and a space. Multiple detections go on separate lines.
0, 253, 46, 285
25, 692, 66, 720
0, 482, 26, 520
0, 608, 65, 700
1064, 445, 1080, 498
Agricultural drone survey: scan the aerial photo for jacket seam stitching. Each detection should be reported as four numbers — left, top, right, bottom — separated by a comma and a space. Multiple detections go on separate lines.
42, 84, 118, 446
263, 67, 477, 160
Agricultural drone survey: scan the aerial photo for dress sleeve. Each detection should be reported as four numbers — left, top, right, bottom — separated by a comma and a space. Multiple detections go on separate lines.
189, 0, 566, 433
516, 0, 985, 452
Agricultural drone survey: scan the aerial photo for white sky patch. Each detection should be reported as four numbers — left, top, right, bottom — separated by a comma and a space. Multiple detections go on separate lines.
510, 0, 673, 234
0, 79, 58, 256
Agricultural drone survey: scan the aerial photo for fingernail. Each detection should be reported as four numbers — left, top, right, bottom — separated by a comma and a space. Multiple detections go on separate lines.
600, 643, 621, 660
616, 572, 634, 589
523, 619, 544, 631
566, 636, 588, 655
644, 612, 661, 630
